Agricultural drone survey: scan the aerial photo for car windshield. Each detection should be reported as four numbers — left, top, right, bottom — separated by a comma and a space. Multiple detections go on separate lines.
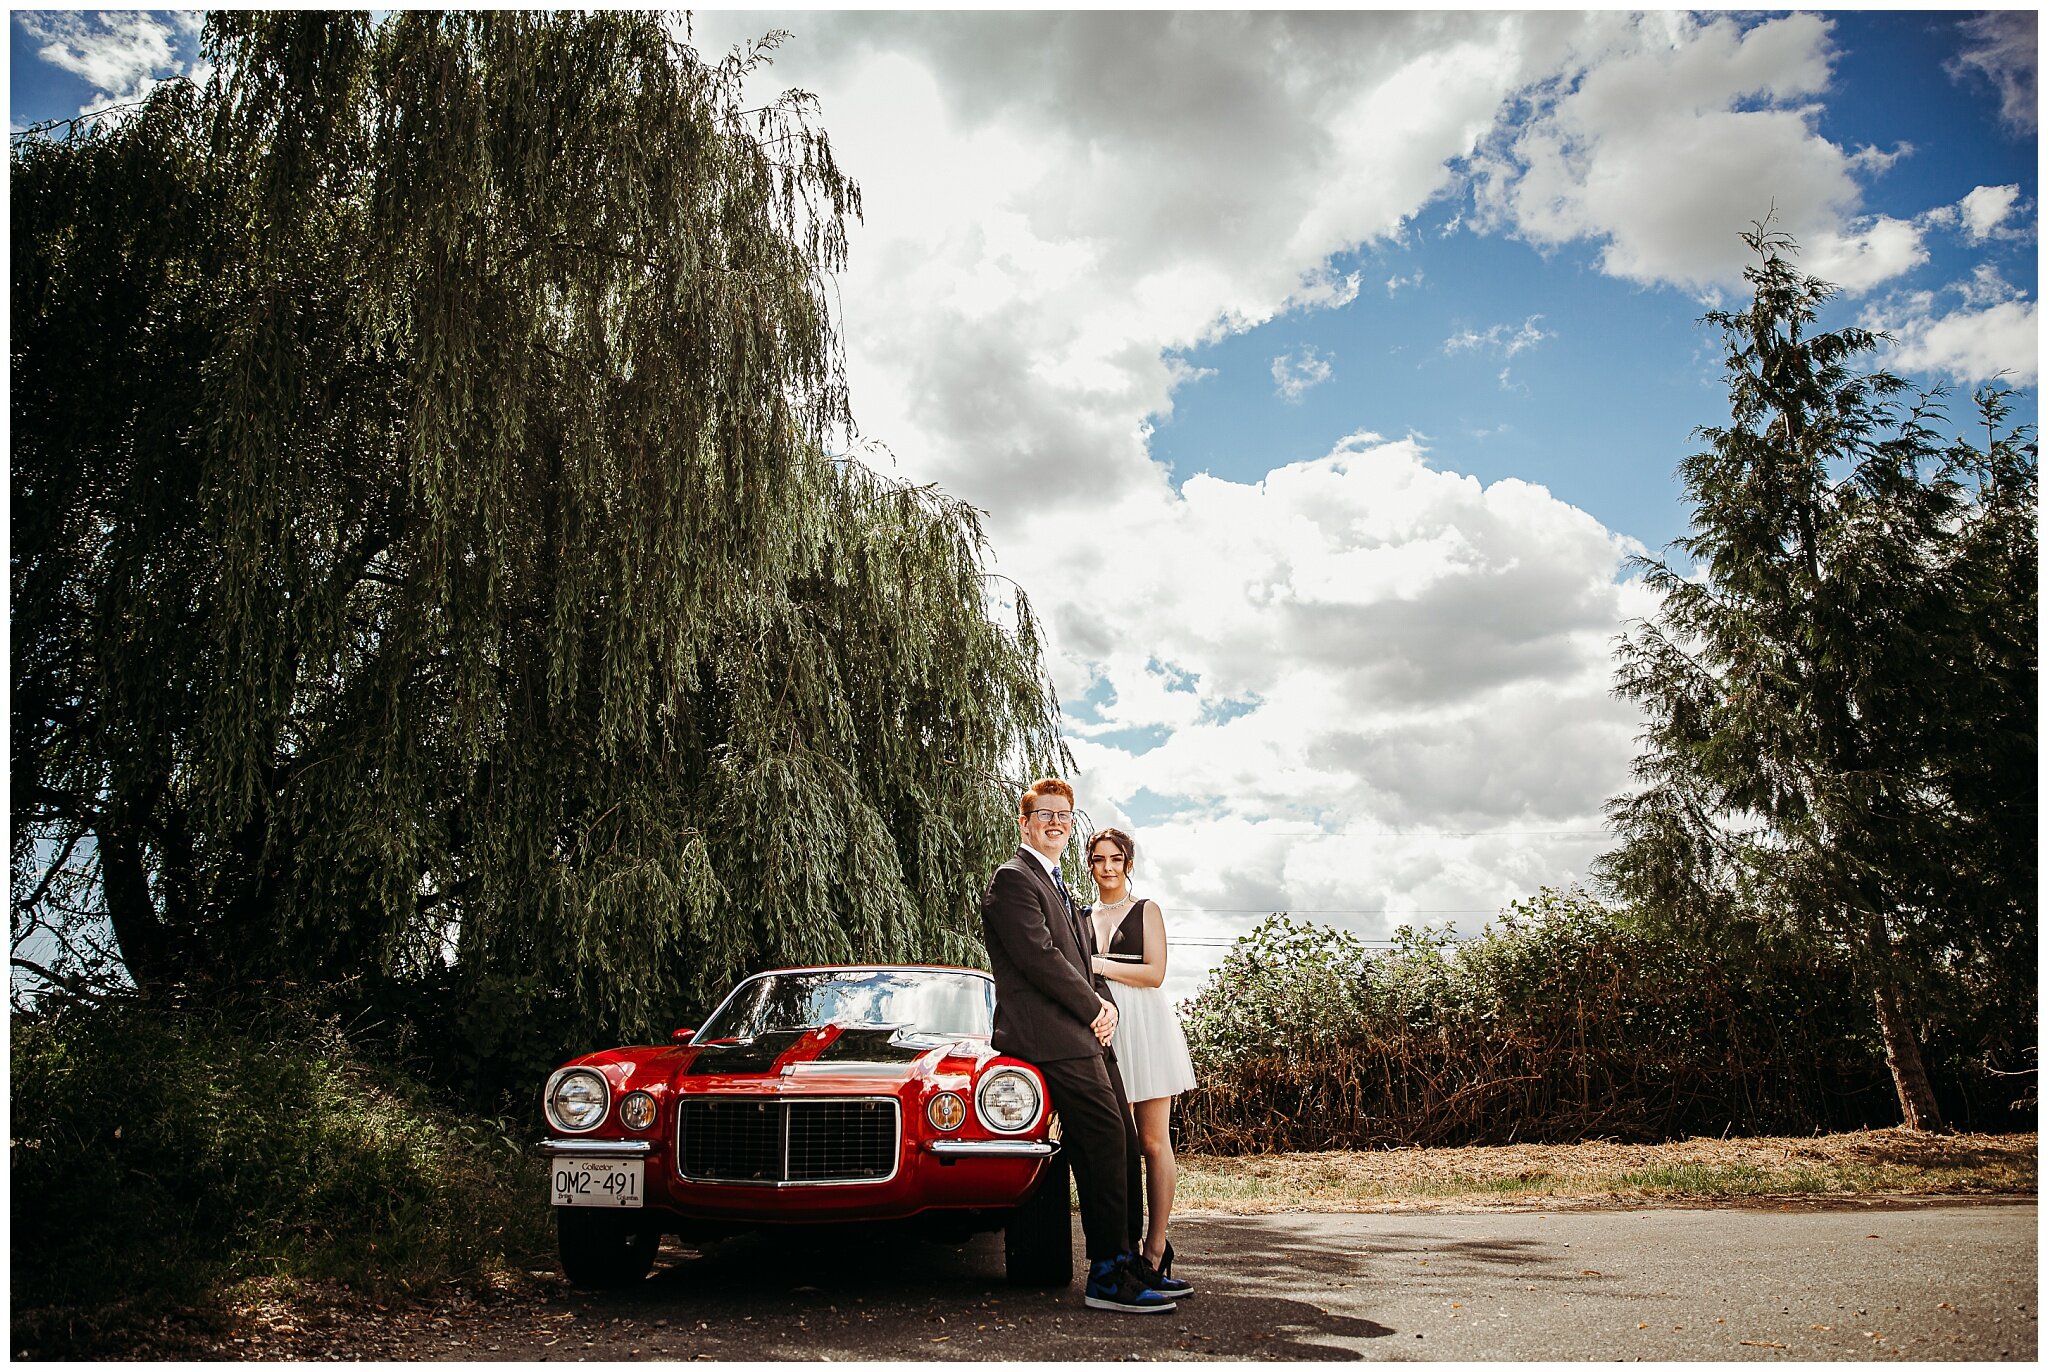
695, 969, 994, 1042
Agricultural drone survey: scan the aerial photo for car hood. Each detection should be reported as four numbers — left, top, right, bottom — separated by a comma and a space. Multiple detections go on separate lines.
678, 1024, 991, 1083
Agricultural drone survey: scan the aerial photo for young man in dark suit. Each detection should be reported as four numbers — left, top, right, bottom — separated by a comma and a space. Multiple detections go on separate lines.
979, 777, 1188, 1313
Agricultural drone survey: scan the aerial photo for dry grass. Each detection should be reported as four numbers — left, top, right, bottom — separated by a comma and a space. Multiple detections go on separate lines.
1177, 1129, 2037, 1213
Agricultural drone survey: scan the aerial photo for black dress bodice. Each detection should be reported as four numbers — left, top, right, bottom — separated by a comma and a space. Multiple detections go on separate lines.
1103, 899, 1150, 958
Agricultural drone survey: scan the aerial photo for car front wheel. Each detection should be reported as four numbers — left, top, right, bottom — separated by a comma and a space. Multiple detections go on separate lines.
557, 1208, 660, 1288
1003, 1151, 1072, 1287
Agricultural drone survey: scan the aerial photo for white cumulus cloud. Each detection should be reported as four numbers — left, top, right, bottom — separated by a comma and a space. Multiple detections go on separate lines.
1049, 433, 1650, 996
1480, 12, 1924, 295
17, 11, 199, 116
682, 9, 1613, 525
1959, 184, 2024, 242
1800, 215, 1931, 295
1871, 294, 2039, 388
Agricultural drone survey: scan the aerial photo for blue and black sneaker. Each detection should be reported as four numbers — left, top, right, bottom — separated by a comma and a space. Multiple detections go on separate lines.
1083, 1253, 1178, 1314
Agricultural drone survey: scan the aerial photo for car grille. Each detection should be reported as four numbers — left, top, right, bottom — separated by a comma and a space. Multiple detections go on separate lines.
677, 1097, 899, 1184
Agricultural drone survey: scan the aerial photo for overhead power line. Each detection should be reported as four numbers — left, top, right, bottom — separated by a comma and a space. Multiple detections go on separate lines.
1165, 907, 1503, 915
1106, 827, 1609, 839
1172, 933, 1476, 947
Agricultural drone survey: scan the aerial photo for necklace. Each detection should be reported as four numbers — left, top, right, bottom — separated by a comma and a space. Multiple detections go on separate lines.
1091, 892, 1128, 944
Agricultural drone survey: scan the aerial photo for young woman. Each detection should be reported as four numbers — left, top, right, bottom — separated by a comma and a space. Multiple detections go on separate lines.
1086, 827, 1198, 1284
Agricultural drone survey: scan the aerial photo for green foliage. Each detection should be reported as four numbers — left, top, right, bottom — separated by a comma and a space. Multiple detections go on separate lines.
1174, 891, 2030, 1153
1593, 225, 2037, 1129
11, 11, 1065, 1102
10, 991, 553, 1357
1180, 914, 1375, 1061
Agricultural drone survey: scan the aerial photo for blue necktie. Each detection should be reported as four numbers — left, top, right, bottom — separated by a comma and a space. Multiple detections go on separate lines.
1052, 869, 1087, 948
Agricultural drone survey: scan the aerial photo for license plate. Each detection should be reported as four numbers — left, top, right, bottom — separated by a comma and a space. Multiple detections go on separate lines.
550, 1158, 644, 1208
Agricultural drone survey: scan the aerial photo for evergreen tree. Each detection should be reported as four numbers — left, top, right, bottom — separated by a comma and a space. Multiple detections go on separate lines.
11, 12, 1066, 1078
1596, 226, 2037, 1131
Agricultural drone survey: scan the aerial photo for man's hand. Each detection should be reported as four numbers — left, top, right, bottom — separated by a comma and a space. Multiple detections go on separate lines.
1092, 997, 1118, 1044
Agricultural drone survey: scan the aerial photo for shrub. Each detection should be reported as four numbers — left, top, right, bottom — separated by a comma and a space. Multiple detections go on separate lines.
1175, 890, 1953, 1152
1180, 914, 1375, 1061
10, 989, 554, 1356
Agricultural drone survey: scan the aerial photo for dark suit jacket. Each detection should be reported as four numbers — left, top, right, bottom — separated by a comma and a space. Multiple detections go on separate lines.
980, 846, 1111, 1062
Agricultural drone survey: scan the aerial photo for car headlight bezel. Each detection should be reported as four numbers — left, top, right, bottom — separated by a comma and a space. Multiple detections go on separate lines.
618, 1089, 658, 1131
975, 1067, 1043, 1134
544, 1066, 611, 1133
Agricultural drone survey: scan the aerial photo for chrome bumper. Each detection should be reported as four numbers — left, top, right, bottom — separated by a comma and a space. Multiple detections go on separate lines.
539, 1138, 654, 1157
926, 1139, 1058, 1158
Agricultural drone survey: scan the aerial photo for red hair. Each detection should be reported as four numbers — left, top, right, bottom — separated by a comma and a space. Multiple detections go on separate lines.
1020, 777, 1075, 816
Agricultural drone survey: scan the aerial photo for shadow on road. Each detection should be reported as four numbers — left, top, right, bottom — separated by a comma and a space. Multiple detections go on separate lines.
1191, 1212, 1559, 1271
554, 1218, 1405, 1360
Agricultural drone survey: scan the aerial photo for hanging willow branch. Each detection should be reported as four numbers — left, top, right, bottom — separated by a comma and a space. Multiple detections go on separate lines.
11, 11, 1067, 1075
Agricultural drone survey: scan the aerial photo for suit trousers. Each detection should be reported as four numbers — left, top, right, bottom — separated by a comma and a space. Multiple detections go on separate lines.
1037, 1048, 1144, 1263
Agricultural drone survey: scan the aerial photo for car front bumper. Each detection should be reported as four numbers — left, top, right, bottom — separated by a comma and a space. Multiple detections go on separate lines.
538, 1134, 1058, 1222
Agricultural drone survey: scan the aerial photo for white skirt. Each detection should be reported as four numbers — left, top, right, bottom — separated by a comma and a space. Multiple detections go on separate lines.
1108, 981, 1197, 1102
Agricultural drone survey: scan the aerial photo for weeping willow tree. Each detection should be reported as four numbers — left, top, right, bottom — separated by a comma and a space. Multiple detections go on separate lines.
1596, 227, 2037, 1131
11, 11, 1065, 1081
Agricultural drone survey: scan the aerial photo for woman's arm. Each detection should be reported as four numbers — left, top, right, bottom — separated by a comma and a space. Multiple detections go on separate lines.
1090, 902, 1168, 988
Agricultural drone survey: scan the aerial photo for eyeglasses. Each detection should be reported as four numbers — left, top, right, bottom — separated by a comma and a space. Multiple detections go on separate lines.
1027, 809, 1075, 824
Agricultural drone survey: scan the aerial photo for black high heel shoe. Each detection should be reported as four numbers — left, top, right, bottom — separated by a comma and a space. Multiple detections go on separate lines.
1152, 1239, 1193, 1296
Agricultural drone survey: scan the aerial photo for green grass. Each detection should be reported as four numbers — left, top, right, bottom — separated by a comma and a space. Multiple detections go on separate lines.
1176, 1168, 1572, 1206
1614, 1160, 2025, 1197
1616, 1163, 1786, 1193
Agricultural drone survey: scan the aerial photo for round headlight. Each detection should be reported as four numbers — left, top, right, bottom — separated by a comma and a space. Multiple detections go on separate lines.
545, 1067, 609, 1132
619, 1090, 657, 1131
976, 1068, 1042, 1134
927, 1090, 966, 1132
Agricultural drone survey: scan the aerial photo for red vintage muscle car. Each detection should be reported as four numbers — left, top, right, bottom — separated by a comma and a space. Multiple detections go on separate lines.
540, 964, 1071, 1288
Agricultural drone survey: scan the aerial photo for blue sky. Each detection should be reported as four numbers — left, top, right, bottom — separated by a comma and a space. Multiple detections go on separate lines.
10, 9, 203, 129
1146, 9, 2037, 552
10, 10, 2039, 1000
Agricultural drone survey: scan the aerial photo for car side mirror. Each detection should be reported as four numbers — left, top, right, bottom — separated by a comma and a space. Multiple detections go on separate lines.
670, 1027, 695, 1044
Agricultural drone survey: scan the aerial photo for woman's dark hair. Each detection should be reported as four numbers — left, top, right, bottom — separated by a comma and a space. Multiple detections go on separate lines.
1088, 826, 1136, 872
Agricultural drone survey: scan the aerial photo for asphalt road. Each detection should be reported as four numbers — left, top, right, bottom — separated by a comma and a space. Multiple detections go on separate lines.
446, 1198, 2035, 1361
